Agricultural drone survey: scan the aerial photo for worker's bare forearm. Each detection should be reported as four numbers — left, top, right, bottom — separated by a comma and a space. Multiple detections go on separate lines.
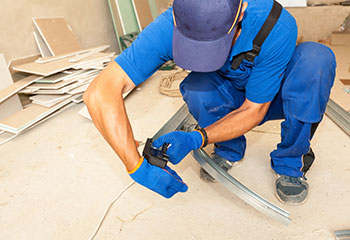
205, 99, 271, 144
83, 62, 139, 171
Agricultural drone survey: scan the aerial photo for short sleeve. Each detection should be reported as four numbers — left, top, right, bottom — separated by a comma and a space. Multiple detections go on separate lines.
245, 24, 297, 104
115, 8, 174, 86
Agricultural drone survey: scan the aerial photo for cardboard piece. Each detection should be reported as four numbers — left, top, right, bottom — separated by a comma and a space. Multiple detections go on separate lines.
0, 98, 73, 134
33, 31, 52, 58
33, 17, 81, 56
132, 0, 153, 30
331, 32, 350, 46
0, 75, 42, 104
0, 54, 23, 120
13, 52, 113, 76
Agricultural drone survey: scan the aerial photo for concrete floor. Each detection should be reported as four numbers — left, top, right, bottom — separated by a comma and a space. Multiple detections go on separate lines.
0, 73, 349, 240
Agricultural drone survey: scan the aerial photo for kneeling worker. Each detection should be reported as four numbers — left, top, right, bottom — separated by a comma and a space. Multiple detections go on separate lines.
84, 0, 336, 204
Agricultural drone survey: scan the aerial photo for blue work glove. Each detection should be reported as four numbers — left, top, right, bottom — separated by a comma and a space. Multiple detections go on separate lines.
153, 130, 204, 165
129, 157, 188, 198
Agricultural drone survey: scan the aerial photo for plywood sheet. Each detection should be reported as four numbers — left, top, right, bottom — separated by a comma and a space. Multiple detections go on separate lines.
13, 52, 113, 76
0, 75, 41, 104
331, 32, 350, 46
326, 45, 350, 112
0, 54, 23, 120
33, 17, 81, 56
133, 0, 153, 30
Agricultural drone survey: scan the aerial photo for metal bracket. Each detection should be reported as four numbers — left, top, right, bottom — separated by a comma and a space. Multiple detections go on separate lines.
152, 104, 291, 225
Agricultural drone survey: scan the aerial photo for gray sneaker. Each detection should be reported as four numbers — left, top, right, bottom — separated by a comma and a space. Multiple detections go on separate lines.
200, 153, 234, 183
275, 175, 309, 205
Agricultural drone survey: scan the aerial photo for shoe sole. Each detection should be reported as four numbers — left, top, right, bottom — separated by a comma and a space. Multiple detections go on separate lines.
274, 188, 308, 206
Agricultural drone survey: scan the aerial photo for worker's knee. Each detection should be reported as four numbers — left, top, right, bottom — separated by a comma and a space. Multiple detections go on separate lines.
293, 42, 336, 85
281, 42, 337, 123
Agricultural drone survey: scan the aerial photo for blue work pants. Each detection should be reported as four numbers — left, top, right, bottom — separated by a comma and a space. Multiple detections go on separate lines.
180, 42, 336, 177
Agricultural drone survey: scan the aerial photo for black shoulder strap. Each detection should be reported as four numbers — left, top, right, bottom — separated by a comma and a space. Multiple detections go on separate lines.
231, 0, 282, 70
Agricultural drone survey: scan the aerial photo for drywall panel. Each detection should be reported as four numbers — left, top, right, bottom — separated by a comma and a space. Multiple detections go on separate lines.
13, 52, 113, 76
0, 75, 41, 104
133, 0, 154, 30
116, 0, 140, 34
0, 54, 23, 120
33, 17, 82, 56
33, 31, 52, 58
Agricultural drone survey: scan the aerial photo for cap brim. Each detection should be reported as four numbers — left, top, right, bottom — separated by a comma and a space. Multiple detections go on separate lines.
173, 26, 235, 72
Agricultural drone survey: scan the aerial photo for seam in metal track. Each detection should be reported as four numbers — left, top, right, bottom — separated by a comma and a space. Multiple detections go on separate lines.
152, 104, 291, 225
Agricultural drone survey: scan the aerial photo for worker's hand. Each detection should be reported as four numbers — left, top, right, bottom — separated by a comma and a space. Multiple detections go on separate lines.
129, 157, 188, 198
153, 131, 204, 165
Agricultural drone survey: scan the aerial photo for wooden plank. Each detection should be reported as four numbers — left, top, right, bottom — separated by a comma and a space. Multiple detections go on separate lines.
133, 0, 154, 30
13, 52, 113, 76
33, 17, 81, 56
0, 75, 41, 104
33, 31, 52, 58
331, 32, 350, 46
0, 54, 23, 120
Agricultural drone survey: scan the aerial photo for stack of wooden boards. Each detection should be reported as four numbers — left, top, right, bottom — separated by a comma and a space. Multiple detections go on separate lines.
0, 17, 114, 144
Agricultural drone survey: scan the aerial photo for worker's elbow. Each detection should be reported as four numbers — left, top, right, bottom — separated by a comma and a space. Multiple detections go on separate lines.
83, 85, 94, 107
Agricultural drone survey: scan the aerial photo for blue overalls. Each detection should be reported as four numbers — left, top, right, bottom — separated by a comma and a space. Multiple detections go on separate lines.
115, 1, 337, 178
180, 42, 336, 177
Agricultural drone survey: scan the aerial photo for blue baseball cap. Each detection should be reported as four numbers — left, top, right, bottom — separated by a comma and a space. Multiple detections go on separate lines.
172, 0, 243, 72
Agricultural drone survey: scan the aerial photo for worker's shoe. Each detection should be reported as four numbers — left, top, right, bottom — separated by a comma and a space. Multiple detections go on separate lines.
200, 153, 235, 183
275, 175, 309, 205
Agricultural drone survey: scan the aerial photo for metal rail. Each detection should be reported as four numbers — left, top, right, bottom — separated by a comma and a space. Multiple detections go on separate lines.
335, 229, 350, 240
152, 104, 291, 225
325, 99, 350, 136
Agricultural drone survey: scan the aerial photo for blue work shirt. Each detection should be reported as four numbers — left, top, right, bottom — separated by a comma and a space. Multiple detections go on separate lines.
115, 0, 298, 104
